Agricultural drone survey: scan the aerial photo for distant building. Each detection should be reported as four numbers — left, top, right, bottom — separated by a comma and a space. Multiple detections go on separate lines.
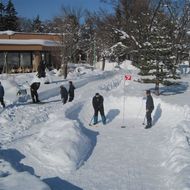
0, 31, 61, 73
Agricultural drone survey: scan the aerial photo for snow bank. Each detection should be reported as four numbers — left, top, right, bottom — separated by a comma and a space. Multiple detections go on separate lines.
164, 120, 190, 190
13, 112, 92, 178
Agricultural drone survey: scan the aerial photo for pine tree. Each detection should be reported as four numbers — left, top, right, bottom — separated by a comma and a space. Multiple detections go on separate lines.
32, 15, 43, 32
4, 0, 20, 31
0, 0, 5, 31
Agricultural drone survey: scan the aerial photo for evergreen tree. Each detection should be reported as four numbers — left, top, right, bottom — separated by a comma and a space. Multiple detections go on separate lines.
32, 15, 43, 32
0, 0, 5, 31
4, 0, 20, 31
19, 17, 33, 32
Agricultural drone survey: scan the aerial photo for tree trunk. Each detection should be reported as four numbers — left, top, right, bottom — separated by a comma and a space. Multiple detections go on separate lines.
102, 57, 105, 71
155, 79, 159, 96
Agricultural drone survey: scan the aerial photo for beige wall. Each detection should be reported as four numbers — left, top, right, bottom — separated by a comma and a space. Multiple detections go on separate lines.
32, 52, 41, 72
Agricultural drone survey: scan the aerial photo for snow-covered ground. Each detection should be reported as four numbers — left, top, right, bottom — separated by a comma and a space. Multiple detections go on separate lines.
0, 61, 190, 189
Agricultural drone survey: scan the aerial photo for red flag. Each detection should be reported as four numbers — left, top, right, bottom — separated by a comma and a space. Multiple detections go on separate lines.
124, 75, 132, 80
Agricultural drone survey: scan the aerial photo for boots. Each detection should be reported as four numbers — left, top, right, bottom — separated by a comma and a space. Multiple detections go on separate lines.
101, 115, 106, 125
93, 116, 98, 125
145, 121, 152, 129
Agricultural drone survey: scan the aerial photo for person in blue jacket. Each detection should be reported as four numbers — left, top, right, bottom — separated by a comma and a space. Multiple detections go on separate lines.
0, 81, 5, 108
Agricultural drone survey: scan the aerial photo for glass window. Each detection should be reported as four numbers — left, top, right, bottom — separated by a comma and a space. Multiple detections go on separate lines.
20, 53, 31, 67
0, 53, 5, 67
7, 53, 19, 68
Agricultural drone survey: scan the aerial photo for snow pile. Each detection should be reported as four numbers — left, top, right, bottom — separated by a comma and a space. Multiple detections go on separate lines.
13, 112, 92, 178
165, 120, 190, 189
95, 60, 119, 71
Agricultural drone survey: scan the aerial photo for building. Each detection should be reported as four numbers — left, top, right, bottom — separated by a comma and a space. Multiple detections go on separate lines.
0, 31, 61, 73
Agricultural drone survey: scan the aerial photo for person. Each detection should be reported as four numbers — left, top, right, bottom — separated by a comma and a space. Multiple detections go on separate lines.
145, 90, 154, 129
37, 60, 46, 78
0, 81, 5, 108
30, 82, 40, 103
92, 93, 106, 125
60, 85, 68, 104
68, 81, 75, 102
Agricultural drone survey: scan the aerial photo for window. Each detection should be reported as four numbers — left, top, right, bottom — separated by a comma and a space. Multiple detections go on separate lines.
20, 53, 31, 67
0, 53, 5, 67
7, 53, 19, 68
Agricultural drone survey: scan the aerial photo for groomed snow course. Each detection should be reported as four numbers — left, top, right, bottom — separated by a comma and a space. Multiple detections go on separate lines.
0, 61, 190, 189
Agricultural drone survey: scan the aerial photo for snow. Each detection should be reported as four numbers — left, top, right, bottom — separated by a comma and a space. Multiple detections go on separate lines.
0, 60, 190, 189
0, 30, 16, 35
0, 39, 59, 46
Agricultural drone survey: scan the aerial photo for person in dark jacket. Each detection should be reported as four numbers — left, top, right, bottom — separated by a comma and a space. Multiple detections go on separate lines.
92, 93, 106, 125
30, 82, 40, 103
60, 85, 68, 104
68, 81, 75, 102
145, 90, 154, 128
0, 81, 5, 108
37, 60, 46, 78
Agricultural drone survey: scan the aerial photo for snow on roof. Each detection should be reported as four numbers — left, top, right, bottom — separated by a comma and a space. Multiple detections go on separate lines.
0, 30, 64, 36
0, 30, 16, 35
0, 39, 60, 46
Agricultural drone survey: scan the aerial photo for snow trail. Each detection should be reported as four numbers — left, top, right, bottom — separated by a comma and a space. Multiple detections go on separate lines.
0, 66, 188, 189
64, 102, 169, 190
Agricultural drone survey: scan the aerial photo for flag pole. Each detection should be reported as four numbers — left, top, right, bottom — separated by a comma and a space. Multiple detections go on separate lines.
121, 74, 132, 128
121, 79, 126, 128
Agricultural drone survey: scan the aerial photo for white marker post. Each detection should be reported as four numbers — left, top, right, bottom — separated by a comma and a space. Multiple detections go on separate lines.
121, 74, 132, 128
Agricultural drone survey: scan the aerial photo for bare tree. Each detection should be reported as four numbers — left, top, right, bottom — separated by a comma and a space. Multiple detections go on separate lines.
52, 5, 83, 78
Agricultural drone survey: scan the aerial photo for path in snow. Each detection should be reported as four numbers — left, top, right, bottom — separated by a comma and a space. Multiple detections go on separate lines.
64, 93, 170, 190
0, 69, 185, 190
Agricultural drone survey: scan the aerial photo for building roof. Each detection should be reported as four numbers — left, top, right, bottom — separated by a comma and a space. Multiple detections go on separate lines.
0, 31, 61, 51
0, 39, 59, 46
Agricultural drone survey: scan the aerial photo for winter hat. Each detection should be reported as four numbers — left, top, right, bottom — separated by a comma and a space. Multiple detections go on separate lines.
146, 90, 151, 94
95, 93, 100, 96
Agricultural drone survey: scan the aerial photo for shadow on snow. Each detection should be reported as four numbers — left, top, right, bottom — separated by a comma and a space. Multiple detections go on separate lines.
43, 177, 83, 190
152, 103, 162, 126
106, 109, 120, 124
0, 148, 83, 189
152, 82, 189, 96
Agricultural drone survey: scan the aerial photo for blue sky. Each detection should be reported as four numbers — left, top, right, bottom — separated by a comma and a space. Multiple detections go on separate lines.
12, 0, 112, 21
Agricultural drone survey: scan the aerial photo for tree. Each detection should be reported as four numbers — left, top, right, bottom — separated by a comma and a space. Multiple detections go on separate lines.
52, 5, 83, 78
0, 0, 5, 31
19, 17, 33, 32
4, 0, 20, 31
32, 15, 43, 32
